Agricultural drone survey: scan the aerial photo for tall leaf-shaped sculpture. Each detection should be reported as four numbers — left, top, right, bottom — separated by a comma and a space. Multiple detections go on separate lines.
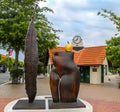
24, 15, 38, 103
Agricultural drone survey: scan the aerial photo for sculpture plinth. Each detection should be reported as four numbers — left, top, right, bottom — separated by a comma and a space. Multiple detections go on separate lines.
50, 52, 80, 103
4, 96, 93, 112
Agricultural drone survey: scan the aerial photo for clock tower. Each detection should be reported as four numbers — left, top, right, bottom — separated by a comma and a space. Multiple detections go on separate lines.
72, 35, 83, 47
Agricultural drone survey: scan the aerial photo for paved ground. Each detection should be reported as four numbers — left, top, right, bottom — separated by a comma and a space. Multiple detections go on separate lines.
0, 71, 10, 84
0, 76, 120, 112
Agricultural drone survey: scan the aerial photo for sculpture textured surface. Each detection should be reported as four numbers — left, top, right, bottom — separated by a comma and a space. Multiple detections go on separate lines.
24, 18, 38, 103
50, 52, 80, 103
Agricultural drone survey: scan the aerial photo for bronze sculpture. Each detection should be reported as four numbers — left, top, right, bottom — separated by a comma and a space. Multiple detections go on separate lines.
50, 52, 80, 103
24, 4, 80, 106
24, 15, 38, 103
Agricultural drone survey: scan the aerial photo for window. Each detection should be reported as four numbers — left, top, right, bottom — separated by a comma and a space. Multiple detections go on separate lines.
92, 66, 97, 72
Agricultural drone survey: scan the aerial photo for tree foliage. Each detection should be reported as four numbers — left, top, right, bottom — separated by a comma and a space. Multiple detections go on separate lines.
106, 37, 120, 67
0, 55, 24, 70
98, 9, 120, 73
0, 0, 60, 69
98, 9, 120, 32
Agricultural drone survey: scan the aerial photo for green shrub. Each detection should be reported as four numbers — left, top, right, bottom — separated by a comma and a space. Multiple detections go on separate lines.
118, 82, 120, 88
117, 68, 120, 76
37, 62, 44, 75
10, 69, 23, 80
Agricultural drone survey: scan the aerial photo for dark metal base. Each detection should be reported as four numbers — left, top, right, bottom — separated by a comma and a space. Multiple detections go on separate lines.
13, 100, 45, 110
48, 99, 86, 109
12, 98, 86, 110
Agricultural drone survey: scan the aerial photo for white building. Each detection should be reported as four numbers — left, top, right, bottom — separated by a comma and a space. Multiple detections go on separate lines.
48, 36, 109, 84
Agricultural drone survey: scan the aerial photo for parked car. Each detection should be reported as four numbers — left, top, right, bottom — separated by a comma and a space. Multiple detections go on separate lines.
0, 64, 7, 73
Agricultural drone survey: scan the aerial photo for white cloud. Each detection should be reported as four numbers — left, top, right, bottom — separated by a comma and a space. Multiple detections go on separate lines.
1, 0, 119, 60
15, 1, 120, 48
64, 0, 88, 7
38, 1, 48, 7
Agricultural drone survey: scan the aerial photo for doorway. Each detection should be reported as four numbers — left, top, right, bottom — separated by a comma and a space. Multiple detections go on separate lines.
80, 66, 90, 83
101, 65, 104, 83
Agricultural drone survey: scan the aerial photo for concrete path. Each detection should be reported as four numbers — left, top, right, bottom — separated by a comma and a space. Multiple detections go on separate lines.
0, 77, 120, 112
0, 77, 120, 102
0, 71, 10, 85
107, 75, 120, 88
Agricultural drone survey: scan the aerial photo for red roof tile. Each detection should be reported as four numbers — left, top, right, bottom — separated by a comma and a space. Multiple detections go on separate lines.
49, 46, 106, 65
0, 54, 7, 58
75, 46, 106, 65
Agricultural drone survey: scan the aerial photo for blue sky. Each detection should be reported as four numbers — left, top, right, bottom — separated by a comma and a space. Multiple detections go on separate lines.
40, 0, 120, 46
0, 0, 120, 61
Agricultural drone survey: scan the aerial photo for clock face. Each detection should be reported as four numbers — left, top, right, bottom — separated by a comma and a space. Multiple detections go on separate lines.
72, 35, 82, 44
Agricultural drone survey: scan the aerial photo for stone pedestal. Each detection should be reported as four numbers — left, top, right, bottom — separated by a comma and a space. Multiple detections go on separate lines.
4, 96, 93, 112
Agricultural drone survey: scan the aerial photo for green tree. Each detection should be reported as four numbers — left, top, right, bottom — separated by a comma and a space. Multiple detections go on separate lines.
106, 37, 120, 73
98, 9, 120, 74
0, 54, 1, 60
0, 0, 59, 70
98, 9, 120, 32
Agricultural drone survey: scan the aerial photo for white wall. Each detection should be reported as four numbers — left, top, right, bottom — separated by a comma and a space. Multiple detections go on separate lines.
90, 57, 109, 84
90, 65, 101, 84
47, 58, 52, 74
103, 57, 109, 82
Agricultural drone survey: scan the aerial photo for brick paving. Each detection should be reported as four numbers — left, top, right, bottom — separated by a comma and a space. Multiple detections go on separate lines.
0, 98, 15, 112
0, 77, 120, 112
86, 99, 120, 112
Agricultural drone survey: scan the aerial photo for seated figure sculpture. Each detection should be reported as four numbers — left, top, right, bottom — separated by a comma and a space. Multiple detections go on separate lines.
50, 51, 80, 103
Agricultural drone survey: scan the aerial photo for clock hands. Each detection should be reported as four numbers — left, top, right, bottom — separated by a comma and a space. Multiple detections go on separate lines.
73, 35, 82, 44
74, 37, 78, 41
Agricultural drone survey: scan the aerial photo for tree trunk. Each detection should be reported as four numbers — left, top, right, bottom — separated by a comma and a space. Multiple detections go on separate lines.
43, 65, 46, 75
14, 49, 19, 69
11, 49, 20, 84
43, 51, 48, 75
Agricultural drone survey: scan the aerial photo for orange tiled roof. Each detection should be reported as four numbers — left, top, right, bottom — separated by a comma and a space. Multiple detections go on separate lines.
49, 46, 106, 65
0, 54, 7, 58
75, 46, 106, 65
